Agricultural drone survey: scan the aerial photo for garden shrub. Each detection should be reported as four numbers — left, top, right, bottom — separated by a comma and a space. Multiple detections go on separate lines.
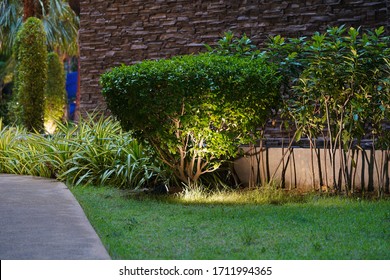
13, 17, 48, 132
266, 26, 390, 194
101, 53, 281, 187
44, 52, 66, 133
57, 114, 159, 188
204, 31, 259, 57
0, 115, 158, 189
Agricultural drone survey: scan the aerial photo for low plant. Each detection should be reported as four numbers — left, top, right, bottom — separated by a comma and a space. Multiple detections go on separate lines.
58, 115, 159, 188
175, 182, 307, 205
0, 115, 159, 189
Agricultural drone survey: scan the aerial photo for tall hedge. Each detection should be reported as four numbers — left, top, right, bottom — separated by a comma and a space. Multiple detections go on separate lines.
14, 17, 48, 132
45, 52, 66, 132
101, 53, 281, 185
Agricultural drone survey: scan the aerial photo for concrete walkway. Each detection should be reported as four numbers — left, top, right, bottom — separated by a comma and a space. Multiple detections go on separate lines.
0, 174, 110, 260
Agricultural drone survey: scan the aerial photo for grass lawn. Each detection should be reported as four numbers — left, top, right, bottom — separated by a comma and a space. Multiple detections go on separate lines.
71, 186, 390, 260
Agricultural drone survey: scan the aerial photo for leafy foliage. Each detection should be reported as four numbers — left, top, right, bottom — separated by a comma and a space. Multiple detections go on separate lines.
0, 0, 79, 124
44, 52, 66, 132
266, 26, 390, 194
205, 31, 259, 57
0, 115, 159, 189
0, 0, 23, 56
13, 17, 48, 132
57, 115, 159, 188
0, 0, 79, 56
101, 53, 281, 186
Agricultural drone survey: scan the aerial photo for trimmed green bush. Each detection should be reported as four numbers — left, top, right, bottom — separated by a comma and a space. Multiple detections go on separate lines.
14, 17, 48, 132
44, 52, 66, 133
101, 53, 281, 186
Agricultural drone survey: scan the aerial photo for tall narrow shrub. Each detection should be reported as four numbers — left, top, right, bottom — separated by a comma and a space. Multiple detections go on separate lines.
44, 52, 66, 133
14, 17, 48, 132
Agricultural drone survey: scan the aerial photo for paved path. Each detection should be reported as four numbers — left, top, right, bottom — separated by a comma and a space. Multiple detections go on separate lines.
0, 174, 110, 260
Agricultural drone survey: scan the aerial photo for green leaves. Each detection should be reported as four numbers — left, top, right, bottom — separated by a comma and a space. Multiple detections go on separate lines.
101, 54, 281, 185
268, 25, 390, 191
14, 17, 48, 132
272, 26, 390, 147
0, 0, 79, 56
205, 31, 258, 57
0, 116, 159, 189
44, 52, 66, 133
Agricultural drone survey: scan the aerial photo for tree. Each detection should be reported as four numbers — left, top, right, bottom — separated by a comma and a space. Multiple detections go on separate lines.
1, 0, 79, 126
14, 17, 48, 132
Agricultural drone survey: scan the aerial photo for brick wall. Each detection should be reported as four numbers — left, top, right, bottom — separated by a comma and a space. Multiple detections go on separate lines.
79, 0, 389, 115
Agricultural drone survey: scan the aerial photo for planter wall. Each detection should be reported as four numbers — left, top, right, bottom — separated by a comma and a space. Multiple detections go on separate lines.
235, 147, 390, 192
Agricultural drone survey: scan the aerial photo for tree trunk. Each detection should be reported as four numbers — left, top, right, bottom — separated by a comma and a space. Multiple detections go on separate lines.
68, 0, 80, 16
23, 0, 49, 21
23, 0, 34, 20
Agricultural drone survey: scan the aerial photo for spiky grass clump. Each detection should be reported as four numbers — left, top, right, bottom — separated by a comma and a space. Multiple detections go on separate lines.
57, 115, 159, 188
0, 119, 55, 176
0, 115, 159, 189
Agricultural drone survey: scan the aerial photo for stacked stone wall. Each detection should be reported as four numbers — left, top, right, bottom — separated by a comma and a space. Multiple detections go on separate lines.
79, 0, 389, 114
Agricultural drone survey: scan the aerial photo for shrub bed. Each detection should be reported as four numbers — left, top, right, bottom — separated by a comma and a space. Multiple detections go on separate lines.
0, 116, 158, 189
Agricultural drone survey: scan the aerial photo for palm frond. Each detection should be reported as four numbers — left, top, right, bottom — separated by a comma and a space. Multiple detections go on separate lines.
0, 0, 79, 56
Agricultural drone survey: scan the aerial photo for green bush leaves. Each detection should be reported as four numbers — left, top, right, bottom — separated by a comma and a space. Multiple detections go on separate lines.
101, 54, 281, 185
266, 26, 390, 194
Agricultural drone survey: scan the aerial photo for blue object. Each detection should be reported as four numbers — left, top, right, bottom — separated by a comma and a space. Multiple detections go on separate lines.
66, 72, 78, 100
69, 102, 76, 120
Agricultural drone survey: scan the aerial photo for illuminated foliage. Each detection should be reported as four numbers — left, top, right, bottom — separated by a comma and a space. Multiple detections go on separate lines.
101, 54, 281, 186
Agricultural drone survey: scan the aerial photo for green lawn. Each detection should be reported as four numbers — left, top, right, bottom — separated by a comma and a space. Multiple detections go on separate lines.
71, 186, 390, 260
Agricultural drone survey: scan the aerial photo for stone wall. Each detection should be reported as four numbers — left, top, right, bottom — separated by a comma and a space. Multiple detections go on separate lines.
79, 0, 389, 114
